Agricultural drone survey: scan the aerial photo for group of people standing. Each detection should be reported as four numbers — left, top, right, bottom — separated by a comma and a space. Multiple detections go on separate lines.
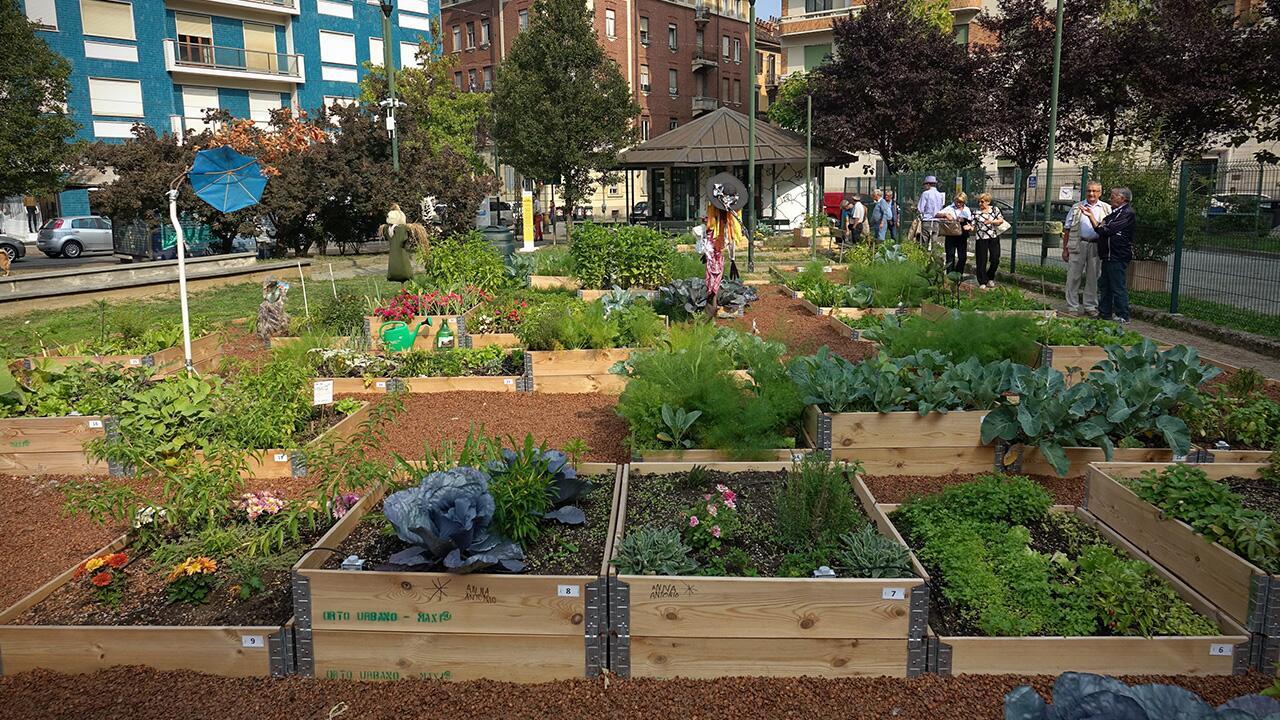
913, 175, 1135, 322
839, 189, 900, 245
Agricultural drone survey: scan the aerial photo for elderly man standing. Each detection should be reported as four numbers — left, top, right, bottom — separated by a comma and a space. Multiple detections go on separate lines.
1081, 187, 1135, 324
916, 176, 945, 250
871, 189, 894, 242
1061, 180, 1111, 316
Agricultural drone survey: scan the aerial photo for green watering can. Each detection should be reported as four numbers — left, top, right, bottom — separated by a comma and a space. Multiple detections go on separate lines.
379, 318, 432, 352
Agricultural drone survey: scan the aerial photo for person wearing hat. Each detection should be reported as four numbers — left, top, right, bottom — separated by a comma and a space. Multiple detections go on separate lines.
916, 176, 946, 251
704, 173, 746, 318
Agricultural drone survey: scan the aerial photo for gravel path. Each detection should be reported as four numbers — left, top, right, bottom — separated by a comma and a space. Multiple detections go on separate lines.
0, 668, 1269, 720
725, 284, 878, 362
352, 392, 630, 464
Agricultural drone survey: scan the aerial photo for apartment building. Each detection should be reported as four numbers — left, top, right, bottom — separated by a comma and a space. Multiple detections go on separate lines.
14, 0, 435, 220
755, 16, 779, 114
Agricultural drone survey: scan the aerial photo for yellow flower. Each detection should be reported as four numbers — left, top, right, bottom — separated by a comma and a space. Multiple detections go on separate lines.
85, 557, 105, 572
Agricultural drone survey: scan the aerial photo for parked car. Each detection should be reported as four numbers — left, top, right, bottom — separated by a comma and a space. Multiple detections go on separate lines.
36, 216, 113, 258
0, 234, 26, 264
475, 198, 515, 228
630, 201, 650, 223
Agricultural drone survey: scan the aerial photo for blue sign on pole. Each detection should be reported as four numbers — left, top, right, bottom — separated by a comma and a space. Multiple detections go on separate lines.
1028, 176, 1038, 189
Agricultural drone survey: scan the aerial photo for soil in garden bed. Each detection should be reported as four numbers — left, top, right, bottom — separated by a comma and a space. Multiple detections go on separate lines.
214, 327, 272, 368
12, 532, 321, 627
2, 666, 1272, 720
623, 470, 790, 576
722, 284, 878, 362
862, 472, 1084, 506
1201, 366, 1280, 404
319, 473, 614, 576
1222, 476, 1280, 525
351, 392, 630, 463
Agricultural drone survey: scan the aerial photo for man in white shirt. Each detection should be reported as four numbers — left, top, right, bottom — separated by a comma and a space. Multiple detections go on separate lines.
846, 193, 867, 246
916, 176, 945, 250
1062, 180, 1111, 316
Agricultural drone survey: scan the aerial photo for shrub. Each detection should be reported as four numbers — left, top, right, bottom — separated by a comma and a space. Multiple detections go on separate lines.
613, 527, 699, 575
569, 223, 676, 289
317, 290, 369, 335
418, 231, 509, 292
832, 525, 913, 578
774, 456, 862, 550
668, 252, 706, 281
846, 260, 932, 307
875, 312, 1040, 365
516, 297, 664, 350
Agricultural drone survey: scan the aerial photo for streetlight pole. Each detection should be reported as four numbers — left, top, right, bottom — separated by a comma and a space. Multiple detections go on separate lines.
1040, 0, 1064, 264
379, 0, 400, 172
746, 0, 757, 271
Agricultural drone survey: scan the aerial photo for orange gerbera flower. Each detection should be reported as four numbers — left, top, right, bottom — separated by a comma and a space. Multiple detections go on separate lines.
91, 571, 113, 587
106, 553, 128, 569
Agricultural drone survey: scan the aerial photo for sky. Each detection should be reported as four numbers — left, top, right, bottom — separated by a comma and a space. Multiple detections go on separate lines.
757, 0, 782, 20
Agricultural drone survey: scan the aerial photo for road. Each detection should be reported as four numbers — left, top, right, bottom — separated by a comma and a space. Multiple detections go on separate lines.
1008, 238, 1280, 317
8, 250, 118, 273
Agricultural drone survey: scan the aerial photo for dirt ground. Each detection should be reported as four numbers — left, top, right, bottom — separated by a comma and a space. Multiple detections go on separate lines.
0, 668, 1271, 720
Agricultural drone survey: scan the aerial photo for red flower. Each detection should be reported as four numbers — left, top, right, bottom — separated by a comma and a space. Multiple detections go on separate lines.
72, 564, 87, 579
106, 553, 128, 569
91, 571, 114, 587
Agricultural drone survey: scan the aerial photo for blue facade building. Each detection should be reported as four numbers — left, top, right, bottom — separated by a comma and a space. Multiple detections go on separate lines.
16, 0, 436, 216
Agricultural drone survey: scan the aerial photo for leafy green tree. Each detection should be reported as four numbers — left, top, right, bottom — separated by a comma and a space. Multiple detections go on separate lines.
766, 71, 811, 133
358, 26, 492, 173
0, 0, 78, 196
907, 0, 952, 34
491, 0, 639, 232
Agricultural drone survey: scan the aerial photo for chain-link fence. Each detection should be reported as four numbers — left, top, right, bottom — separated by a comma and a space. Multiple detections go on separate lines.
847, 162, 1280, 339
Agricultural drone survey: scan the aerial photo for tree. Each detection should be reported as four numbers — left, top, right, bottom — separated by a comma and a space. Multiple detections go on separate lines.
491, 0, 639, 232
971, 0, 1097, 196
767, 71, 811, 133
810, 0, 977, 174
0, 0, 78, 196
358, 26, 492, 173
1235, 0, 1280, 153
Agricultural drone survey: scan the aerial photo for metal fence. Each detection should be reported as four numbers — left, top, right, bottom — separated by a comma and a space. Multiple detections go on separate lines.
844, 161, 1280, 338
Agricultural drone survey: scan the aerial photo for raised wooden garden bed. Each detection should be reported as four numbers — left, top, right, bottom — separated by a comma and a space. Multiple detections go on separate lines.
316, 377, 522, 395
1084, 462, 1277, 643
790, 292, 920, 321
290, 464, 621, 682
0, 415, 111, 475
857, 479, 1252, 676
605, 463, 928, 679
529, 275, 580, 291
0, 534, 293, 677
1036, 341, 1174, 380
463, 332, 522, 349
194, 401, 375, 479
14, 332, 224, 379
577, 289, 658, 303
525, 349, 634, 394
366, 315, 461, 351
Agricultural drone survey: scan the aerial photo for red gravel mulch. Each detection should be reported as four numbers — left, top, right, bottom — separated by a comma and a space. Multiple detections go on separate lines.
725, 284, 877, 362
352, 392, 630, 464
862, 472, 1085, 507
0, 668, 1271, 720
216, 326, 274, 368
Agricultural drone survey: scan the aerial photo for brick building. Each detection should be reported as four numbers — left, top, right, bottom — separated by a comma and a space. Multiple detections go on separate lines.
441, 0, 754, 219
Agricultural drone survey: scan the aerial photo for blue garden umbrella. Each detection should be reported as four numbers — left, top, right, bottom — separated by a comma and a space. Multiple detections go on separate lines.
166, 145, 268, 373
188, 145, 268, 212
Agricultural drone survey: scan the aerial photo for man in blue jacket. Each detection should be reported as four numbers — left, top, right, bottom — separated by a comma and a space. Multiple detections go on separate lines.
1079, 186, 1135, 324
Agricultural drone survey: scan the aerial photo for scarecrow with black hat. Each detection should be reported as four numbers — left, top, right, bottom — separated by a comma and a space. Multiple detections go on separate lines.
703, 172, 747, 318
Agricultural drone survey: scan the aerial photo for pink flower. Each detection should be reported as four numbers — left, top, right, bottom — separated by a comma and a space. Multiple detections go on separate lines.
721, 489, 737, 504
724, 497, 737, 510
715, 484, 729, 493
711, 526, 722, 538
706, 504, 718, 516
688, 516, 699, 527
703, 493, 712, 500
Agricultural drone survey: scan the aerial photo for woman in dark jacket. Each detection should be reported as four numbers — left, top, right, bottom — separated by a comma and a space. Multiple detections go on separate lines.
1081, 187, 1135, 323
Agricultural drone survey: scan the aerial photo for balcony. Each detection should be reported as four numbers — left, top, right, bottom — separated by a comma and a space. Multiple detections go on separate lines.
180, 0, 299, 16
765, 71, 778, 88
694, 4, 709, 23
692, 46, 717, 71
164, 39, 304, 84
692, 96, 718, 114
779, 8, 855, 35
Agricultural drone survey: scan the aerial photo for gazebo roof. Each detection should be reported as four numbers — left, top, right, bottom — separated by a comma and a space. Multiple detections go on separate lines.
618, 107, 842, 168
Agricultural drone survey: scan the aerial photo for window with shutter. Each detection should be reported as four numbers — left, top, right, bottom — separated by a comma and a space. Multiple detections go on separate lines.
80, 0, 134, 40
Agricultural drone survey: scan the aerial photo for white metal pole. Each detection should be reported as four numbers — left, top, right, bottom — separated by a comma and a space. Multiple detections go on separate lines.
298, 261, 310, 322
328, 262, 337, 298
167, 189, 194, 373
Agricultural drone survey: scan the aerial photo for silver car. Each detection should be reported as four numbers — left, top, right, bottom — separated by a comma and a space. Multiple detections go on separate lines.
36, 216, 113, 258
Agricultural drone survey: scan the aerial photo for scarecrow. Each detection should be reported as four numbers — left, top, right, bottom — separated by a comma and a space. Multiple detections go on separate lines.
256, 278, 290, 343
382, 203, 430, 283
703, 172, 747, 318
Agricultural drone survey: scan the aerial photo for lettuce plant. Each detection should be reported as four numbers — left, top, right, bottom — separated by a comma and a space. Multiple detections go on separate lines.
1005, 672, 1280, 719
383, 467, 525, 573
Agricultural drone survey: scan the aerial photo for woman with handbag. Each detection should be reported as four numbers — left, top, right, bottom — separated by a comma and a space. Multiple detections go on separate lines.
971, 193, 1007, 289
936, 192, 973, 276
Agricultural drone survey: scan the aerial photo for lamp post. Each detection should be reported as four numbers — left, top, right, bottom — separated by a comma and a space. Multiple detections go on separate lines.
746, 0, 757, 271
1039, 0, 1064, 264
378, 0, 400, 172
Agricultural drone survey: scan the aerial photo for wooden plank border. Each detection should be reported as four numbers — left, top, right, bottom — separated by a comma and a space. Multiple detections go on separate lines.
0, 533, 293, 677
